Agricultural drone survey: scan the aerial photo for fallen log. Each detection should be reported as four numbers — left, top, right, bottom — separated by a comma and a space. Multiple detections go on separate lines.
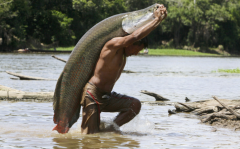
51, 55, 136, 73
193, 108, 215, 116
6, 71, 57, 81
0, 85, 23, 92
140, 90, 170, 101
177, 102, 194, 111
0, 90, 54, 101
213, 96, 240, 119
202, 113, 237, 123
170, 97, 240, 131
0, 84, 53, 101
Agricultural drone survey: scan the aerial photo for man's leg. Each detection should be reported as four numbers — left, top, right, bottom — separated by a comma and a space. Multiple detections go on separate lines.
114, 98, 141, 126
102, 92, 141, 127
81, 98, 100, 134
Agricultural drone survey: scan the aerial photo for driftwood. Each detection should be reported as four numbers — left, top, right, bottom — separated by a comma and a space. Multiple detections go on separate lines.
52, 55, 67, 63
140, 90, 170, 101
202, 114, 237, 123
122, 70, 135, 73
177, 102, 194, 111
170, 97, 240, 131
0, 85, 174, 104
0, 85, 22, 92
0, 84, 53, 101
0, 91, 54, 101
51, 55, 136, 73
213, 96, 240, 119
6, 71, 56, 81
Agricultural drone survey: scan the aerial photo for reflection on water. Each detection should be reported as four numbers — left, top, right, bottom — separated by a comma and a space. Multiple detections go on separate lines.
0, 53, 240, 148
52, 135, 140, 149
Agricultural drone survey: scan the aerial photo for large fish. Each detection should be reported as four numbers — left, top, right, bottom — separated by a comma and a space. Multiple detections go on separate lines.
53, 4, 162, 133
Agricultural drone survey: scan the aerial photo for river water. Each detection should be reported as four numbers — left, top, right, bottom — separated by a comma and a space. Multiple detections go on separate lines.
0, 53, 240, 148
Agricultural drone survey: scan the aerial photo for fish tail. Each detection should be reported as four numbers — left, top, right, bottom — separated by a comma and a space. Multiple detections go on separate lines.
52, 105, 81, 133
52, 121, 70, 134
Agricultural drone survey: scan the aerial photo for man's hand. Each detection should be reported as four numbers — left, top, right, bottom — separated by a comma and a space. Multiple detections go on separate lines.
154, 4, 167, 21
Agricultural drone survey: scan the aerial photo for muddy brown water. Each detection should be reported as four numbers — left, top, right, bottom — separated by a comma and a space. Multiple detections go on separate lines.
0, 53, 240, 148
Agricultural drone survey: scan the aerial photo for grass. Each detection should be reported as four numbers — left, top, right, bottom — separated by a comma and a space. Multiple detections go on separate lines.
48, 46, 74, 51
147, 49, 220, 56
213, 68, 240, 73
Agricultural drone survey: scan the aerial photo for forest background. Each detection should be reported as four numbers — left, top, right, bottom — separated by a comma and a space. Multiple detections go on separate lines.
0, 0, 240, 55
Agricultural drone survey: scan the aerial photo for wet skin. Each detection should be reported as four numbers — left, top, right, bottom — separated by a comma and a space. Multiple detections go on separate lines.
88, 4, 167, 128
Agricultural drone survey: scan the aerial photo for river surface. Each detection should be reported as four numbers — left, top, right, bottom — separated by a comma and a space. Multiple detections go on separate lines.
0, 53, 240, 148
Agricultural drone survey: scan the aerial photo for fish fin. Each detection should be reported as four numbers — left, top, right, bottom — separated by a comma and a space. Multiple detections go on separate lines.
53, 72, 64, 124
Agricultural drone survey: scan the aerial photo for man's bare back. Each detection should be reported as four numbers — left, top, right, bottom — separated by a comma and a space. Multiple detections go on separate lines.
89, 46, 126, 93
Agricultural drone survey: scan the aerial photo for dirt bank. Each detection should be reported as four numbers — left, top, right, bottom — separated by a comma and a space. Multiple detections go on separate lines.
169, 98, 240, 131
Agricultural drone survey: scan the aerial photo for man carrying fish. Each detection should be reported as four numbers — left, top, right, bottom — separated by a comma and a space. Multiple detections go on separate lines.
80, 4, 167, 134
53, 3, 167, 134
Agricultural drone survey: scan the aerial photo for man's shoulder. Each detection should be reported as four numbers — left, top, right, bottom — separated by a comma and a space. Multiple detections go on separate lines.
101, 39, 124, 58
104, 36, 124, 50
106, 37, 122, 45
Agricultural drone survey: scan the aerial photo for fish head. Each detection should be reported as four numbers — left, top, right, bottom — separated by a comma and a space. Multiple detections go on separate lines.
122, 3, 164, 34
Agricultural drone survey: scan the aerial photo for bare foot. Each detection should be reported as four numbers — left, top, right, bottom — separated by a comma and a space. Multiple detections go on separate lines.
100, 123, 122, 134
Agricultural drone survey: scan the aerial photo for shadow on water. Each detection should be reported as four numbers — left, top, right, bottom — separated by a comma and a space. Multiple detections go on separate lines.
52, 135, 140, 148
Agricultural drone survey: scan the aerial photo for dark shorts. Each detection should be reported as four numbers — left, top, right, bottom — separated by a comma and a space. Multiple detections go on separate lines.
80, 82, 134, 134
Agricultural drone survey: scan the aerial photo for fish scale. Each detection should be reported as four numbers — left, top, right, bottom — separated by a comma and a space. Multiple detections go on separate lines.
53, 4, 159, 133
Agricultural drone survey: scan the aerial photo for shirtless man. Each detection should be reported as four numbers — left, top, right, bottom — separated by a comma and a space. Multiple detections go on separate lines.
80, 4, 167, 134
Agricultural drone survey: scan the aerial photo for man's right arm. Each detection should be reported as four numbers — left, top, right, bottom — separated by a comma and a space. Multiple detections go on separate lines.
105, 4, 167, 50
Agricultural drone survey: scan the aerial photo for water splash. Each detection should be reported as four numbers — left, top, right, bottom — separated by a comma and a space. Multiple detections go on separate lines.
120, 114, 155, 135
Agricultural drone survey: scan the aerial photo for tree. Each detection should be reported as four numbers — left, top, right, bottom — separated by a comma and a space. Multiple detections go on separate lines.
72, 0, 126, 41
164, 0, 233, 50
25, 0, 75, 47
0, 0, 16, 50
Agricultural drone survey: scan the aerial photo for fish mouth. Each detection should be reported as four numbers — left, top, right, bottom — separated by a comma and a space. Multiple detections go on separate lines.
122, 4, 159, 34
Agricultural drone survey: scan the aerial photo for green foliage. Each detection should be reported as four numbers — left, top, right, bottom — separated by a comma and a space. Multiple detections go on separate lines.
148, 48, 219, 56
27, 0, 75, 46
163, 0, 235, 50
72, 0, 126, 40
0, 0, 17, 50
51, 10, 75, 46
0, 0, 240, 54
48, 46, 74, 51
9, 0, 30, 44
213, 68, 240, 73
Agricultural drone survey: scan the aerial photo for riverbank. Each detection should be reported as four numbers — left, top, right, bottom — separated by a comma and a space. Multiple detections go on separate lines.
3, 46, 237, 56
147, 49, 220, 56
170, 97, 240, 131
48, 47, 226, 56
